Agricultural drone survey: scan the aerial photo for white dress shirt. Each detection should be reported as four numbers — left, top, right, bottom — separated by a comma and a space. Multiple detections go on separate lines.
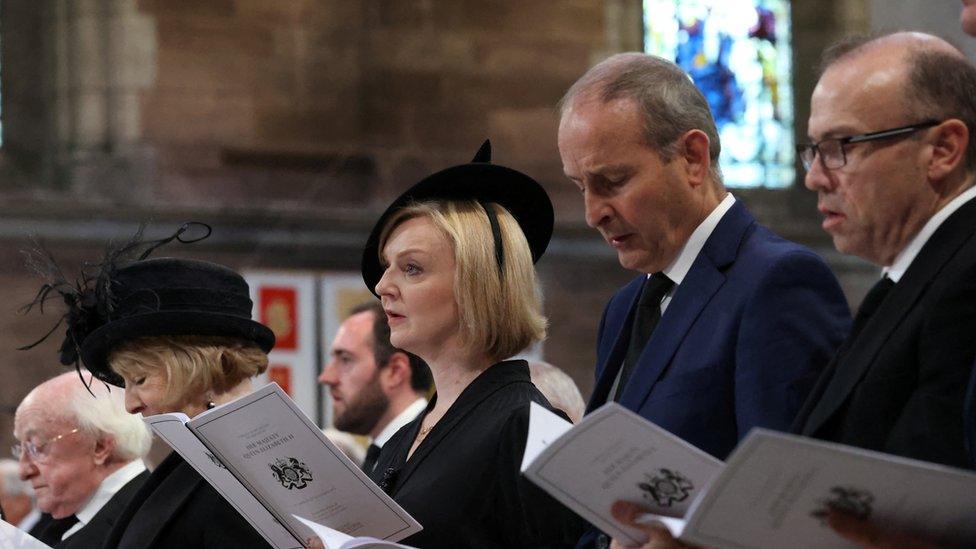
608, 193, 736, 399
884, 185, 976, 282
371, 397, 428, 449
61, 459, 146, 541
655, 192, 737, 312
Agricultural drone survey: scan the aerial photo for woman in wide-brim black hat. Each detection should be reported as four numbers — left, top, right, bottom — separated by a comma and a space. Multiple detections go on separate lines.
24, 224, 275, 549
361, 141, 584, 548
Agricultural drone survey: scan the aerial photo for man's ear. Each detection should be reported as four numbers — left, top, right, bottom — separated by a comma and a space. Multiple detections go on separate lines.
379, 352, 411, 392
92, 434, 115, 466
678, 129, 712, 188
927, 119, 969, 185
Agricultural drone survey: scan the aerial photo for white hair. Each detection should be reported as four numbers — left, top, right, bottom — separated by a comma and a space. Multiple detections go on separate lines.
528, 361, 586, 424
66, 376, 152, 462
0, 459, 32, 497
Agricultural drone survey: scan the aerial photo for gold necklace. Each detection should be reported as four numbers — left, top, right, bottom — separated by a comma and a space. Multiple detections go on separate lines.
417, 423, 434, 439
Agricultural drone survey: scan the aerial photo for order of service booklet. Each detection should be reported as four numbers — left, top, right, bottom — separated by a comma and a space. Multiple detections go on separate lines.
522, 402, 976, 548
144, 382, 421, 549
0, 520, 49, 549
520, 402, 723, 545
293, 515, 417, 549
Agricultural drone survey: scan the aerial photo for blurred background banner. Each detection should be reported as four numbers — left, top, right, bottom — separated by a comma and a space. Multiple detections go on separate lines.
247, 271, 319, 418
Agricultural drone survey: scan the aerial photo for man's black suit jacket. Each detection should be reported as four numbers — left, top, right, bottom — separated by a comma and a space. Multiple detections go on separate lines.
56, 469, 149, 549
793, 197, 976, 468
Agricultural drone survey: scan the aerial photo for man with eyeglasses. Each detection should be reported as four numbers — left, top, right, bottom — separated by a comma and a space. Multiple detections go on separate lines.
790, 31, 976, 472
13, 371, 152, 547
597, 31, 976, 549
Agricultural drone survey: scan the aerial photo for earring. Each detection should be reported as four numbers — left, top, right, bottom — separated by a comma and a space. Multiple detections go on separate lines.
206, 393, 216, 409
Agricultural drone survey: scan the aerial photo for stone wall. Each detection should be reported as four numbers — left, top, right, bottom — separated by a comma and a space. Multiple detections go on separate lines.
0, 0, 880, 448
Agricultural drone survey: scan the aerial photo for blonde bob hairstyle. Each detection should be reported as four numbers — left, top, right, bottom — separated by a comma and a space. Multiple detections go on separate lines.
108, 335, 268, 410
378, 199, 547, 363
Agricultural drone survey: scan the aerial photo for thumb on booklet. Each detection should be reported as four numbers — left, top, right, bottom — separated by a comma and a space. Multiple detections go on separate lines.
609, 501, 696, 549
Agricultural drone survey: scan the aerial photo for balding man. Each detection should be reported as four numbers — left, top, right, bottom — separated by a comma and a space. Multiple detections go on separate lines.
791, 31, 976, 469
560, 52, 852, 549
558, 52, 850, 456
13, 372, 151, 548
610, 31, 976, 549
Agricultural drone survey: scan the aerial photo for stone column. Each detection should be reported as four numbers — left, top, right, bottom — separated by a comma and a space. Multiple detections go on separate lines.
42, 0, 156, 194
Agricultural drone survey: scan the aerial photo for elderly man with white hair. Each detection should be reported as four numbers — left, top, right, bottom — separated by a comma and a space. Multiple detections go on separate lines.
13, 371, 151, 548
528, 360, 586, 424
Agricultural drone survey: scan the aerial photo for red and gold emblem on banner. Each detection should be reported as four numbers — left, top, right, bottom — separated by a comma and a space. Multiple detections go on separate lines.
259, 286, 298, 350
267, 364, 292, 396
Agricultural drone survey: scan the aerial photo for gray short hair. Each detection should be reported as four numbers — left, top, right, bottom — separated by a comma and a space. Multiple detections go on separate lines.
528, 361, 585, 424
67, 377, 152, 462
560, 52, 723, 185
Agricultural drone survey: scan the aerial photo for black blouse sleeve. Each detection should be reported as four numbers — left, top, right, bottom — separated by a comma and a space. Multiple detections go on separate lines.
495, 405, 585, 548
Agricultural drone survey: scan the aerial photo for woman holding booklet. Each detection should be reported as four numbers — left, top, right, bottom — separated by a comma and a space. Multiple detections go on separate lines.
24, 223, 275, 549
358, 140, 585, 548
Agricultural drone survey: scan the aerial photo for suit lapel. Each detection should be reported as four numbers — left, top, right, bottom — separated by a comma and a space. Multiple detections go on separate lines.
390, 361, 531, 494
801, 198, 976, 435
113, 453, 204, 549
586, 278, 644, 412
619, 201, 753, 410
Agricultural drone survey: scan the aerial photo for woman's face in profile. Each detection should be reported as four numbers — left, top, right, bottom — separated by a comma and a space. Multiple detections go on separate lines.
119, 368, 171, 417
376, 215, 460, 360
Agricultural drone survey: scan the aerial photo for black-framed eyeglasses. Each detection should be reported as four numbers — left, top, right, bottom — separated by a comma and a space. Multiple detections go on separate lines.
796, 120, 941, 171
11, 428, 80, 462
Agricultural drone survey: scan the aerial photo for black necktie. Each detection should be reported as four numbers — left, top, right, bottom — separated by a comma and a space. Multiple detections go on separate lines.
615, 273, 674, 401
35, 514, 79, 545
362, 443, 382, 473
849, 276, 895, 340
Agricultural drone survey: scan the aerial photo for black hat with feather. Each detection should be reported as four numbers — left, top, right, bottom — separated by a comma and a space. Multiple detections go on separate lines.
21, 223, 275, 388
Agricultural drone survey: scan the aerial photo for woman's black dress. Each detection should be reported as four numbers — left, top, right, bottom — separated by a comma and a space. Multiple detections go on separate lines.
370, 359, 585, 548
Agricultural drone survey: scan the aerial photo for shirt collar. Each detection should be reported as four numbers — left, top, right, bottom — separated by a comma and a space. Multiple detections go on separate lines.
371, 397, 428, 448
884, 185, 976, 283
63, 459, 146, 540
661, 193, 736, 285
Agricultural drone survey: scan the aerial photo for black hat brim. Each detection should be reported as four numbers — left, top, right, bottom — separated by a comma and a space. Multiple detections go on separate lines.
361, 162, 554, 296
80, 311, 276, 387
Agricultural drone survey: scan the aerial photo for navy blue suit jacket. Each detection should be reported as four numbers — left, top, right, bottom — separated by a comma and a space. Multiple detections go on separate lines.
588, 201, 850, 456
578, 201, 850, 548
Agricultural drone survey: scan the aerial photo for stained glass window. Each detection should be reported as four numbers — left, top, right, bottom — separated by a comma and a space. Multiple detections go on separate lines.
644, 0, 794, 188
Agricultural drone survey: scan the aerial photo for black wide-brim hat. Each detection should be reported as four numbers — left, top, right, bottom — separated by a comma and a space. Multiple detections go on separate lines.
79, 258, 276, 387
361, 140, 554, 296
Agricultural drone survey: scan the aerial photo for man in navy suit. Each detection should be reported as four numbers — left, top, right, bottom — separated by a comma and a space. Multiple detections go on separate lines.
558, 52, 851, 548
